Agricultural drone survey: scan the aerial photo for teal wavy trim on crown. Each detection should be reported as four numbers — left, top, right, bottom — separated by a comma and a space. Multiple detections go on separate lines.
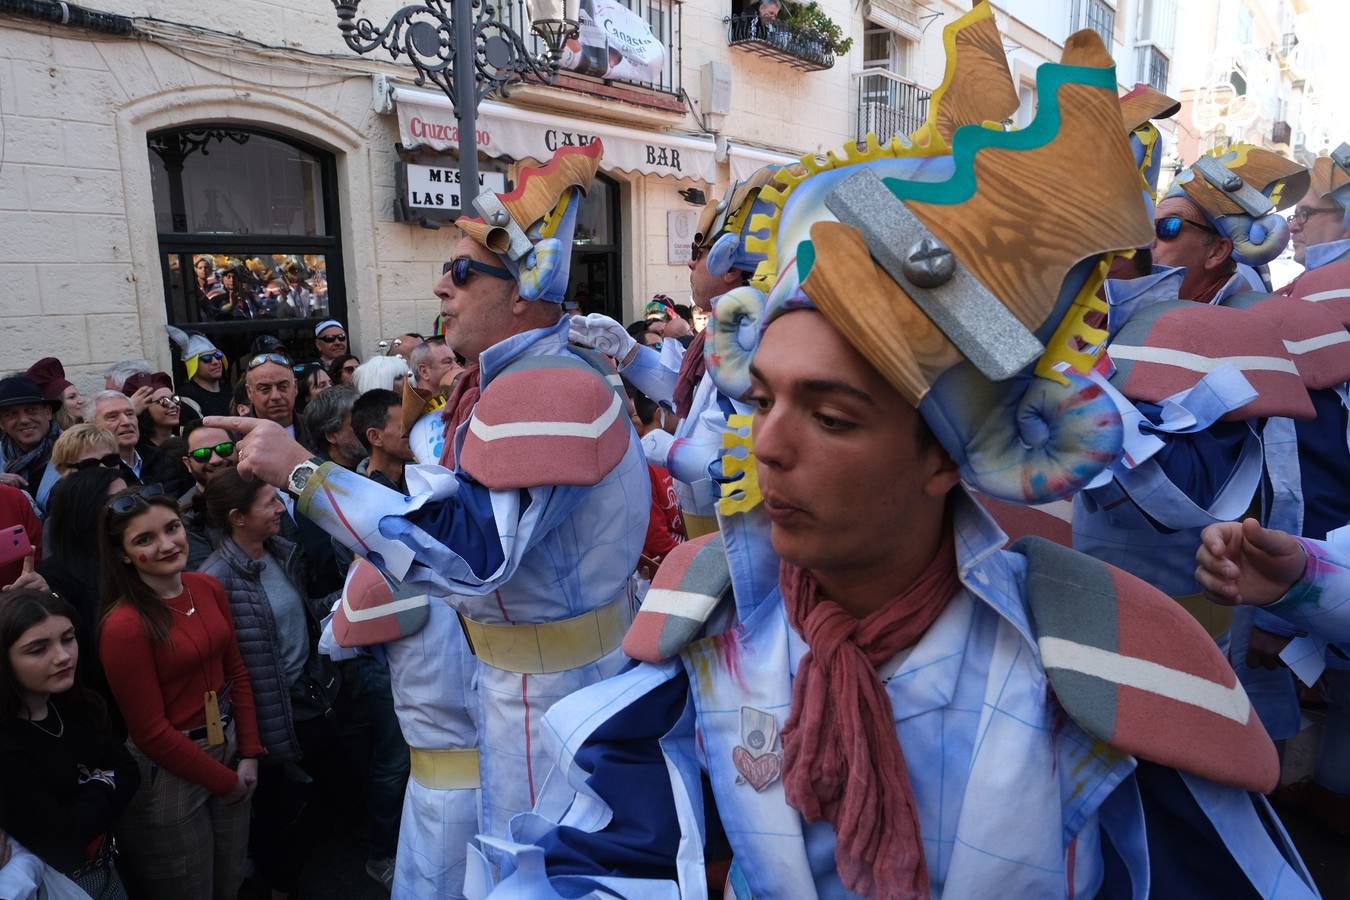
880, 62, 1118, 207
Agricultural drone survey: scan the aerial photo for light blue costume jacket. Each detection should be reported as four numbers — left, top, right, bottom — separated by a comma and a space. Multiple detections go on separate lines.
622, 343, 750, 523
297, 317, 650, 837
473, 493, 1317, 899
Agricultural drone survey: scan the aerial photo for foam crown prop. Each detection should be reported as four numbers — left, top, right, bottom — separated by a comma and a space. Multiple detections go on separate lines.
1163, 144, 1309, 267
1119, 83, 1179, 220
695, 165, 787, 277
706, 5, 1153, 505
1309, 142, 1350, 230
456, 142, 602, 303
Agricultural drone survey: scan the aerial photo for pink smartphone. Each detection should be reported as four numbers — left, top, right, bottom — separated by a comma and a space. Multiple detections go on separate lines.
0, 525, 33, 569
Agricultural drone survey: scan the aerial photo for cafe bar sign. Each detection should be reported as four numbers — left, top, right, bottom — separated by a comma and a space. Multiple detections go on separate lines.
394, 89, 717, 182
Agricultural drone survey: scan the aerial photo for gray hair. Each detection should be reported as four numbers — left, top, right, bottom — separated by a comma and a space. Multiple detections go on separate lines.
352, 356, 409, 395
303, 384, 358, 438
92, 389, 132, 411
408, 340, 434, 373
104, 359, 152, 390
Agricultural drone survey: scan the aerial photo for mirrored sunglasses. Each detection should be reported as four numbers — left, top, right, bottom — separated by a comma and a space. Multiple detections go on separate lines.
247, 352, 293, 371
1154, 215, 1217, 242
197, 351, 224, 362
443, 257, 513, 287
187, 441, 235, 462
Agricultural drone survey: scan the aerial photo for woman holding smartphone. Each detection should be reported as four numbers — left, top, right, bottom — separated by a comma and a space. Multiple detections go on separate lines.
0, 589, 139, 899
97, 485, 262, 900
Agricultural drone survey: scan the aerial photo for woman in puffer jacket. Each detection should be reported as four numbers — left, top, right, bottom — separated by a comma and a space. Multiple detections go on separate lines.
199, 469, 338, 900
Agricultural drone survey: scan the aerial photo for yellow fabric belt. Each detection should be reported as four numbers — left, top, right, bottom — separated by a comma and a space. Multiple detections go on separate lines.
458, 594, 630, 675
1173, 593, 1234, 640
409, 747, 481, 791
682, 513, 720, 539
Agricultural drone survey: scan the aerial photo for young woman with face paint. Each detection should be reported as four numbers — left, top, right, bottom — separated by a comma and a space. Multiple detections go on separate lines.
96, 486, 262, 900
0, 589, 139, 899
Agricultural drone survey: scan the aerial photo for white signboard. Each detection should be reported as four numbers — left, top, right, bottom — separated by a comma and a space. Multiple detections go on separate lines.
406, 165, 507, 214
396, 94, 717, 182
667, 209, 698, 265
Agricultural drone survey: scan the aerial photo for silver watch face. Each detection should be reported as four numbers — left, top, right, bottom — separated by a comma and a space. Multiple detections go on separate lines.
291, 463, 316, 492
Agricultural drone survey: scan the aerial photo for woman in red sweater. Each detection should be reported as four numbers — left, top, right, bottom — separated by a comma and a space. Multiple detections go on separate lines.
96, 485, 262, 900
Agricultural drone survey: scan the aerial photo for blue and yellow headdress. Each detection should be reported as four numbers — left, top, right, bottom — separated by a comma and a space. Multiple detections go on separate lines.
707, 6, 1154, 505
455, 142, 602, 302
1161, 144, 1309, 267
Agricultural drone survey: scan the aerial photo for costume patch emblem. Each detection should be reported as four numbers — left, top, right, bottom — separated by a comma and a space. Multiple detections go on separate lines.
733, 706, 782, 792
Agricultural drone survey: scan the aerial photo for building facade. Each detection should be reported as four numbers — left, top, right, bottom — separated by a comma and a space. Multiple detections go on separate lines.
0, 0, 1179, 389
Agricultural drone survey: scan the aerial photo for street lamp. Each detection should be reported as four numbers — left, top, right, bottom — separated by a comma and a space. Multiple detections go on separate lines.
332, 0, 579, 212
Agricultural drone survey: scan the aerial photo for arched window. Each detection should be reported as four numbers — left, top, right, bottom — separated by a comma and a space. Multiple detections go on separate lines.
567, 172, 623, 321
147, 126, 346, 365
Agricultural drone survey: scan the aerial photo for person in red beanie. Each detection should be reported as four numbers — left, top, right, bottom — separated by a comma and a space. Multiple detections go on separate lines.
25, 358, 84, 431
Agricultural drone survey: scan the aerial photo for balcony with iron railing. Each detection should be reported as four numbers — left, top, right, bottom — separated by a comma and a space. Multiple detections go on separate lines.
856, 69, 930, 145
498, 0, 683, 97
726, 14, 835, 71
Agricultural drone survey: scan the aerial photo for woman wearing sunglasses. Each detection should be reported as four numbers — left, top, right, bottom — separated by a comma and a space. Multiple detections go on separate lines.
0, 588, 140, 899
97, 486, 261, 900
50, 425, 120, 477
326, 353, 360, 388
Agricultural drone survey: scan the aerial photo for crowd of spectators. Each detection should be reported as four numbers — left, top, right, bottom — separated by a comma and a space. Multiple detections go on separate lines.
0, 295, 700, 898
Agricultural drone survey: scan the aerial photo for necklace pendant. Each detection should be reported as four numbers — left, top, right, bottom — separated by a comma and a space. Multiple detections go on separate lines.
185, 606, 196, 616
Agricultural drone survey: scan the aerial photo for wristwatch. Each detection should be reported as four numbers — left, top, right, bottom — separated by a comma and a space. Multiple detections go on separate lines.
286, 457, 323, 498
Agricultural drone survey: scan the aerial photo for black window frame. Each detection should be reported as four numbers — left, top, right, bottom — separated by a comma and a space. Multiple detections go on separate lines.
148, 124, 348, 365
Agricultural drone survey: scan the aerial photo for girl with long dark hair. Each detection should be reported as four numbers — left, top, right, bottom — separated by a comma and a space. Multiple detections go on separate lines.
96, 486, 262, 900
0, 589, 139, 898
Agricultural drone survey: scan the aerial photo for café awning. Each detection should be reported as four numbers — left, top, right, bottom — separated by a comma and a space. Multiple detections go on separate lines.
392, 86, 718, 182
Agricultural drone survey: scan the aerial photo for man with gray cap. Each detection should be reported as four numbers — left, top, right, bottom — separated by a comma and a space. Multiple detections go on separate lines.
314, 319, 349, 368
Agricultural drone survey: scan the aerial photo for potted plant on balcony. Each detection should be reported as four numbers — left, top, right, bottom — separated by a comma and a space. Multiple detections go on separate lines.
785, 0, 852, 62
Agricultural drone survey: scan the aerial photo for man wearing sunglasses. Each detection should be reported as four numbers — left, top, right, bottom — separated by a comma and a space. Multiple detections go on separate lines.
167, 326, 231, 419
245, 353, 312, 449
178, 422, 238, 568
208, 143, 653, 876
314, 320, 349, 368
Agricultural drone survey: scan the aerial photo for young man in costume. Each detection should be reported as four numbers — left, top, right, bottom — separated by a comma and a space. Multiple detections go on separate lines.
467, 10, 1317, 899
568, 168, 781, 536
208, 141, 651, 848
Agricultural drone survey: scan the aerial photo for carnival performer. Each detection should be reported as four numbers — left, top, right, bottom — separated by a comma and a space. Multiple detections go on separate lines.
568, 169, 781, 536
206, 141, 651, 845
464, 9, 1319, 899
1237, 146, 1350, 835
1070, 145, 1311, 621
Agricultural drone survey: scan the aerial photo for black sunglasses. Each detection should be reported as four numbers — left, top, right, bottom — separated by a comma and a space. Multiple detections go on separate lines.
247, 352, 293, 371
72, 452, 122, 472
107, 483, 166, 514
689, 241, 708, 263
316, 333, 347, 344
443, 257, 513, 287
187, 441, 235, 462
1155, 215, 1217, 242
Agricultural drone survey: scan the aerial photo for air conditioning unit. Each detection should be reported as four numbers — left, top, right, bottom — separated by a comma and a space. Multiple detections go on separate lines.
702, 62, 732, 117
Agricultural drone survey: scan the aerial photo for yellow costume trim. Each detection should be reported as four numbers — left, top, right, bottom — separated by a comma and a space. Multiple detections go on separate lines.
1035, 251, 1118, 383
718, 414, 762, 516
457, 594, 629, 675
410, 747, 481, 790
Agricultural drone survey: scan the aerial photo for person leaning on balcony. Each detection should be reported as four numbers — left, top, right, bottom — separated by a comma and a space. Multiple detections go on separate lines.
753, 0, 784, 43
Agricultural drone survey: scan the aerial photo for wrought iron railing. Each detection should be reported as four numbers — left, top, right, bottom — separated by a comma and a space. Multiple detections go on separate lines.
726, 14, 834, 71
855, 69, 930, 145
1135, 44, 1169, 93
498, 0, 683, 95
